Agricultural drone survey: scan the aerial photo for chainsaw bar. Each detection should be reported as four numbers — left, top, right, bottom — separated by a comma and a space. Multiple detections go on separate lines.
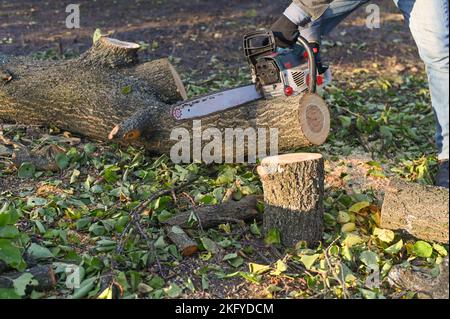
171, 84, 263, 120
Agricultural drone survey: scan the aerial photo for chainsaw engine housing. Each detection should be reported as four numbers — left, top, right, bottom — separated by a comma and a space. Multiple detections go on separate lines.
243, 30, 319, 99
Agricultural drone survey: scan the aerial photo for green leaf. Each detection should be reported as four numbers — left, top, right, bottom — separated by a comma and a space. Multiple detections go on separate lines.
201, 274, 209, 290
0, 225, 20, 239
13, 273, 37, 296
27, 243, 54, 260
223, 253, 244, 268
264, 228, 281, 245
384, 239, 403, 255
0, 208, 19, 227
201, 237, 219, 254
149, 276, 165, 289
249, 221, 261, 236
359, 250, 379, 268
55, 153, 69, 170
349, 201, 370, 213
0, 288, 21, 299
26, 197, 47, 207
300, 254, 320, 270
0, 239, 26, 271
164, 283, 183, 298
413, 241, 433, 258
72, 277, 97, 299
18, 162, 35, 179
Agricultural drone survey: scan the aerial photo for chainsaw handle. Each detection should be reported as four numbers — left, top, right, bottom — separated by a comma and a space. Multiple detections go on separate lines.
296, 35, 317, 94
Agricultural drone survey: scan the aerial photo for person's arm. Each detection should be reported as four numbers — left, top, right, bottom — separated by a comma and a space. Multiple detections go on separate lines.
271, 1, 331, 47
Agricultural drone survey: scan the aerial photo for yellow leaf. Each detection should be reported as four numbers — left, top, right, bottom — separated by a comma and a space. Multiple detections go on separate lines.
97, 286, 113, 299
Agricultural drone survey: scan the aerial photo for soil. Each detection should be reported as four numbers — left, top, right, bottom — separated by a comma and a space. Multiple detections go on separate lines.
1, 0, 423, 79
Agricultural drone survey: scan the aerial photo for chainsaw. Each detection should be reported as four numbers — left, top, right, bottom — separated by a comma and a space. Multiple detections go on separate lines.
171, 30, 330, 121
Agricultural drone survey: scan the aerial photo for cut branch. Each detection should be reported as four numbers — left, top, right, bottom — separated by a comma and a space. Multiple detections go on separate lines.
165, 226, 198, 256
163, 195, 262, 229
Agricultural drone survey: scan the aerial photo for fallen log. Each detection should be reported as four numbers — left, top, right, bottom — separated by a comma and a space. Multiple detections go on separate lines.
0, 264, 56, 292
381, 179, 449, 243
257, 153, 324, 247
165, 226, 198, 257
0, 37, 186, 143
1, 37, 330, 157
163, 195, 262, 229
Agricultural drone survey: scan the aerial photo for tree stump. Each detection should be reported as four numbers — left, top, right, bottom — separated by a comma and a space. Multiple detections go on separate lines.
381, 179, 449, 243
257, 153, 325, 247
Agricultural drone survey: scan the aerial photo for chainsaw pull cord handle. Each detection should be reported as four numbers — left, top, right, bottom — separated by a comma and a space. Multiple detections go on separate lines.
296, 35, 317, 94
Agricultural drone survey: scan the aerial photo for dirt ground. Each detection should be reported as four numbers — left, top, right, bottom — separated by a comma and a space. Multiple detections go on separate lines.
1, 0, 423, 78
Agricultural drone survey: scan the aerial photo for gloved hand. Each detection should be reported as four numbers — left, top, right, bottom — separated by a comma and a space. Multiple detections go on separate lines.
270, 14, 300, 48
271, 2, 312, 48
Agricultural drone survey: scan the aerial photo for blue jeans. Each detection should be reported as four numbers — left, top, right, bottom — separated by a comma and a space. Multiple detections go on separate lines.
299, 0, 449, 160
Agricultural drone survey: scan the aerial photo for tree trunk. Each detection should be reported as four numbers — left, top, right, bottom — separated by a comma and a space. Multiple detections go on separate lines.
0, 37, 186, 143
257, 153, 324, 247
163, 195, 262, 229
1, 37, 330, 158
380, 179, 449, 243
0, 264, 56, 292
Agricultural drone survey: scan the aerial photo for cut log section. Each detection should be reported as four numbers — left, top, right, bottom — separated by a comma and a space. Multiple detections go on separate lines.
257, 153, 324, 247
1, 37, 331, 158
165, 226, 198, 256
0, 264, 56, 292
163, 195, 262, 229
380, 179, 449, 243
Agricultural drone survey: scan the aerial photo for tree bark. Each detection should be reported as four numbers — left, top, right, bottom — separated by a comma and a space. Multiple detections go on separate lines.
380, 179, 449, 243
1, 37, 330, 157
257, 153, 324, 247
163, 195, 262, 229
0, 264, 56, 292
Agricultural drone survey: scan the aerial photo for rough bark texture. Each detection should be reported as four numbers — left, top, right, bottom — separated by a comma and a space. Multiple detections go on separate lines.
257, 153, 324, 247
0, 37, 186, 144
165, 226, 198, 256
114, 92, 330, 156
388, 257, 449, 299
1, 37, 330, 157
0, 264, 56, 292
381, 179, 449, 243
163, 195, 262, 229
